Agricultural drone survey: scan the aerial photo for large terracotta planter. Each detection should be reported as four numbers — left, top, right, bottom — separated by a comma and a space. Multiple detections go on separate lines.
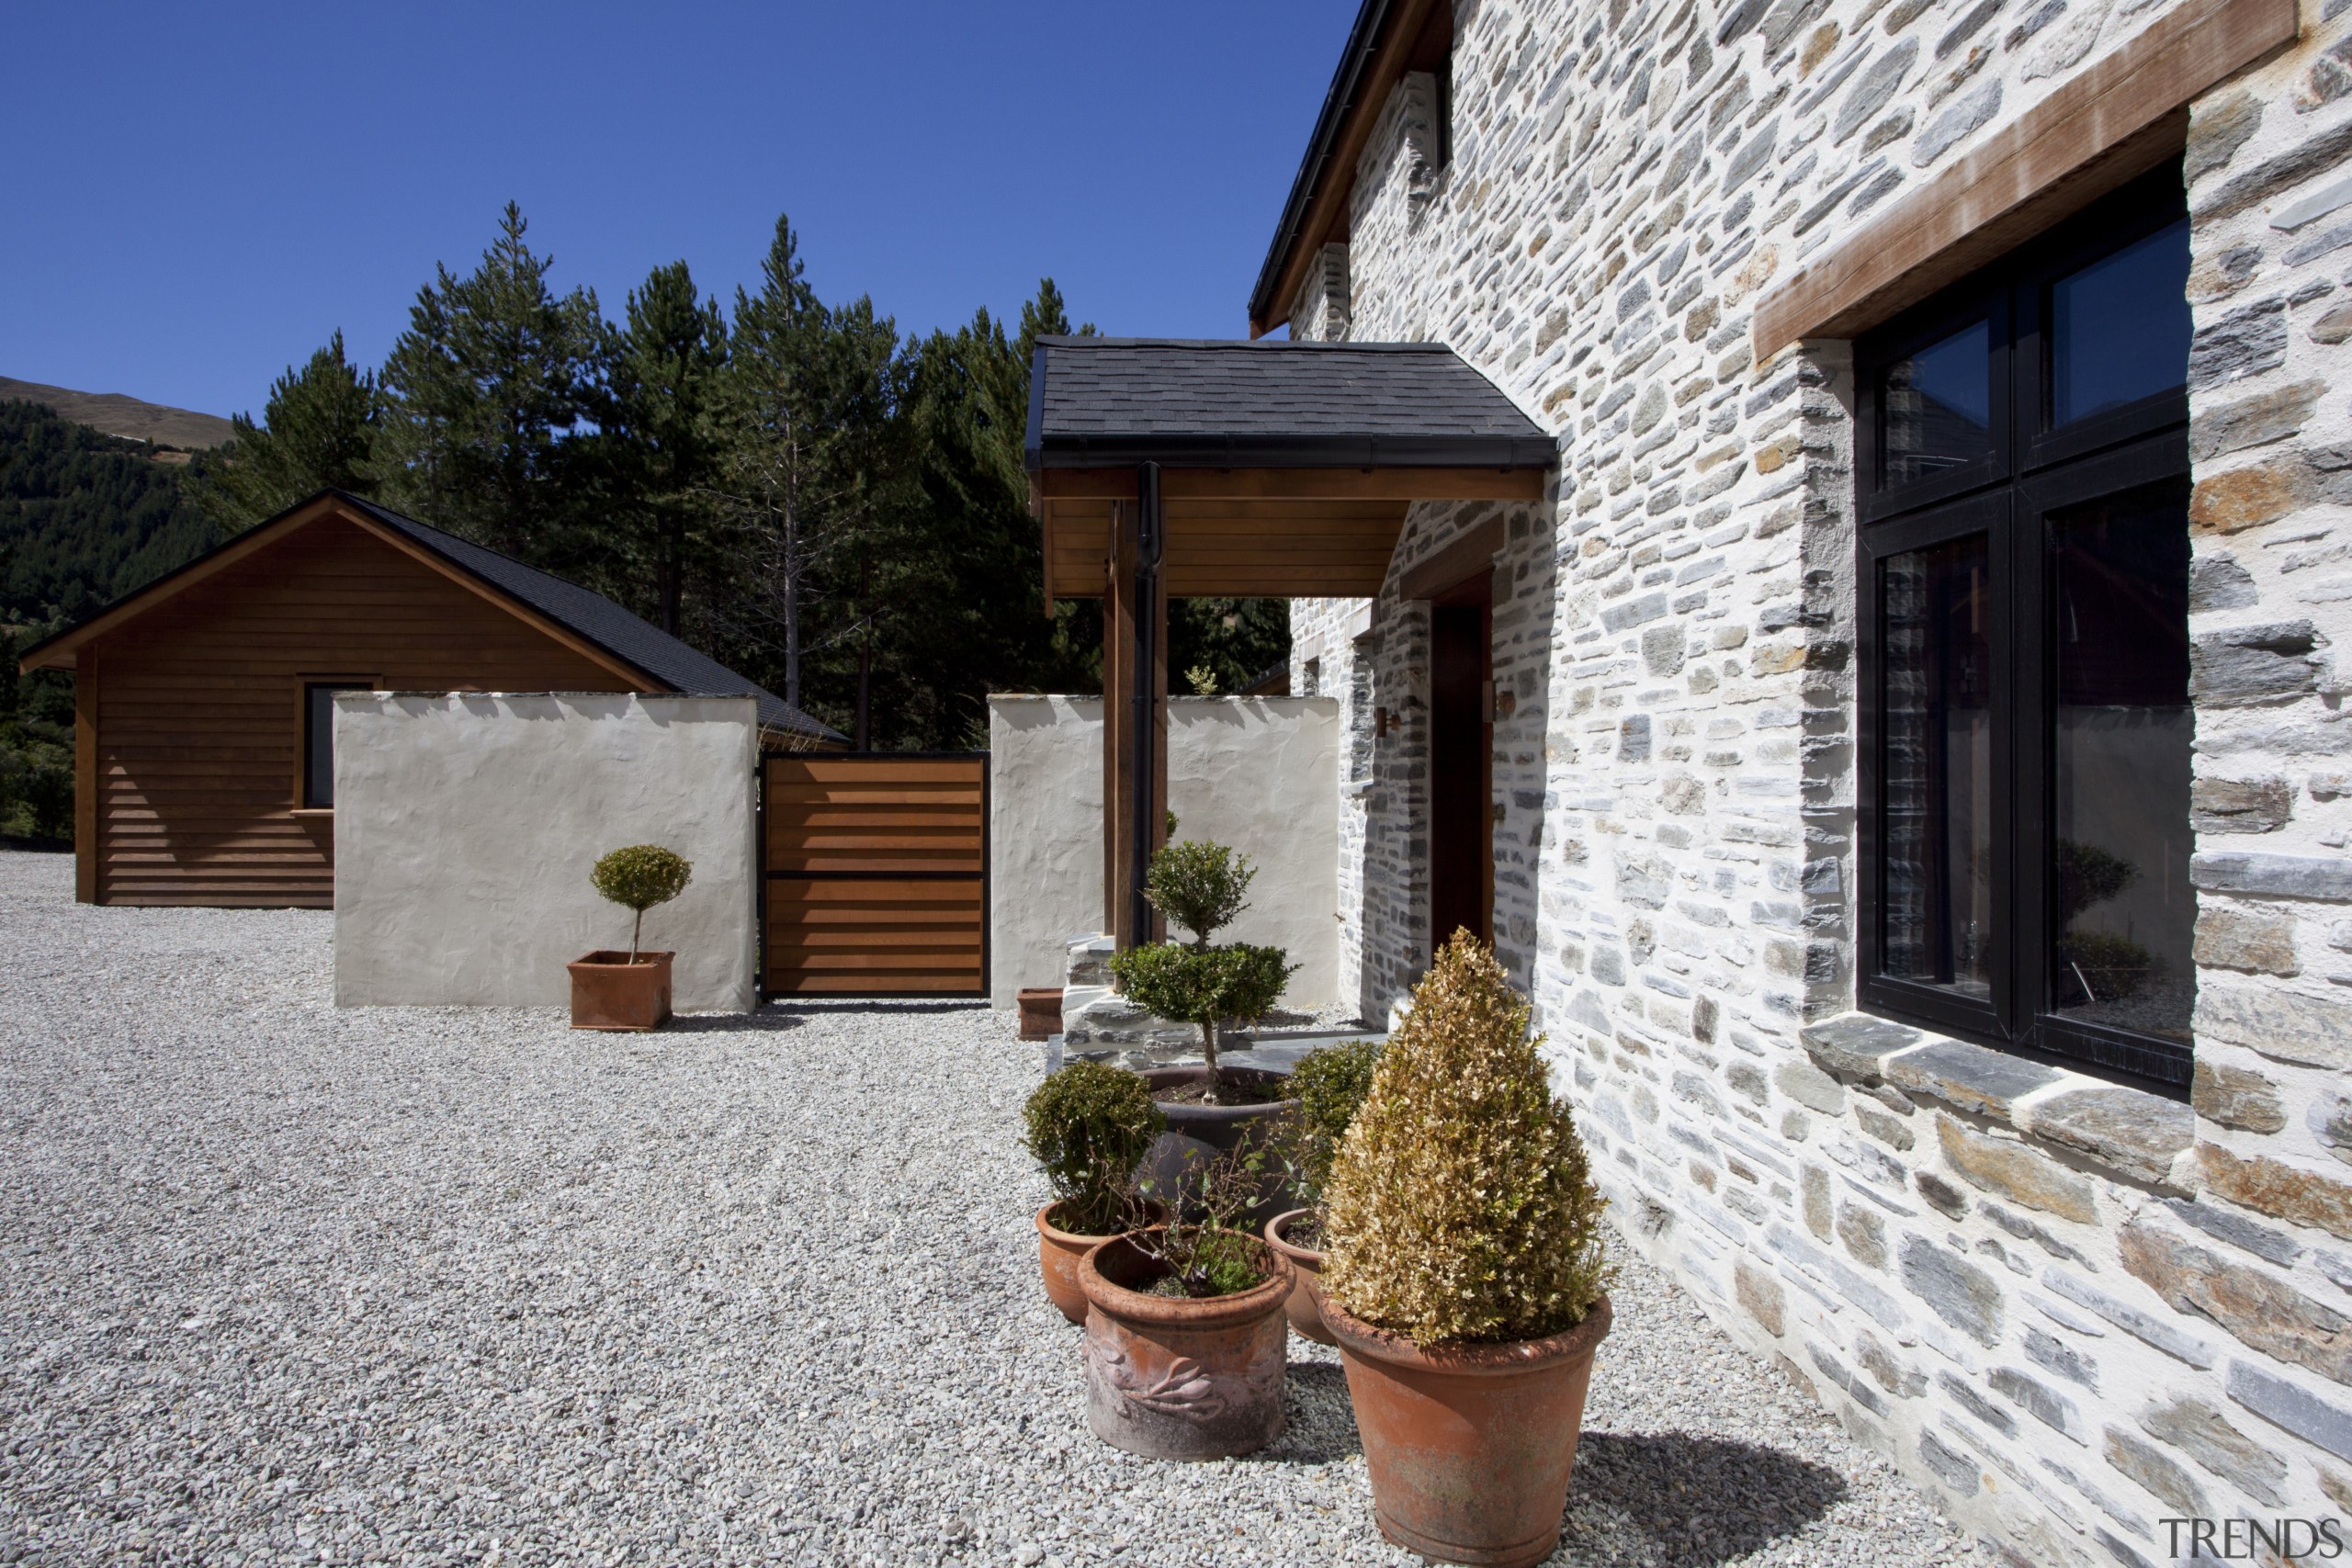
1264, 1208, 1333, 1346
567, 951, 673, 1032
1139, 1066, 1300, 1227
1078, 1229, 1293, 1461
1034, 1201, 1160, 1325
1323, 1292, 1614, 1568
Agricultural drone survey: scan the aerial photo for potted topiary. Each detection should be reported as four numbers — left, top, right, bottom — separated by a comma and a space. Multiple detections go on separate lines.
1022, 1061, 1166, 1325
569, 845, 692, 1032
1078, 1145, 1295, 1461
1319, 932, 1614, 1568
1108, 840, 1300, 1222
1264, 1035, 1385, 1346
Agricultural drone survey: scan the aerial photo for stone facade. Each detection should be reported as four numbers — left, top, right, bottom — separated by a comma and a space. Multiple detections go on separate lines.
1285, 0, 2352, 1560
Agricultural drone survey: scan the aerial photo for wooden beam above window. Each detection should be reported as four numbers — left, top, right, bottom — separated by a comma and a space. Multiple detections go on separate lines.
1753, 0, 2298, 355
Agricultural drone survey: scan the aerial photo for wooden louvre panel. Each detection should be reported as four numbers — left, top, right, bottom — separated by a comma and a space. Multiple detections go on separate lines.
91, 513, 635, 908
762, 754, 988, 996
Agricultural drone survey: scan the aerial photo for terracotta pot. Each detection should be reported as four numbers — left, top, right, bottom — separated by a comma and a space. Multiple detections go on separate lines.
1263, 1208, 1333, 1346
567, 951, 673, 1031
1323, 1292, 1614, 1568
1078, 1228, 1293, 1461
1034, 1200, 1161, 1325
1016, 987, 1064, 1042
1139, 1066, 1300, 1228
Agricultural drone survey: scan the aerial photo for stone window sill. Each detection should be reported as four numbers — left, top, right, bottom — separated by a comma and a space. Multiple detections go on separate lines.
1801, 1013, 2195, 1190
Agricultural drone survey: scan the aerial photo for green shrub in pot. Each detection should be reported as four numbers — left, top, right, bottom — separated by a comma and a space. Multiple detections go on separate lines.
1317, 932, 1615, 1568
1021, 1061, 1164, 1238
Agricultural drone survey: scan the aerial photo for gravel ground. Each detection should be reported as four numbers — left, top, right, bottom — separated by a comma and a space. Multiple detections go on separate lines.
0, 851, 1972, 1567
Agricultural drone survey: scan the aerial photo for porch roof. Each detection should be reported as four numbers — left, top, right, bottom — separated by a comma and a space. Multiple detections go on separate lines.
1024, 336, 1554, 602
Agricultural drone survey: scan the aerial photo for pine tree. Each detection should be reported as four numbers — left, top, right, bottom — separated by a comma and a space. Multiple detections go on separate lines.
712, 216, 829, 716
375, 203, 603, 567
599, 261, 728, 634
187, 330, 381, 531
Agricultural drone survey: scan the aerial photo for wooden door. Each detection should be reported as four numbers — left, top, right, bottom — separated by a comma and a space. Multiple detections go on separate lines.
761, 754, 988, 996
1429, 590, 1494, 953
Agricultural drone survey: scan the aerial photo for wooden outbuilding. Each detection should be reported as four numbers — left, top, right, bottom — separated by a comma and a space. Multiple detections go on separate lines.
17, 490, 839, 908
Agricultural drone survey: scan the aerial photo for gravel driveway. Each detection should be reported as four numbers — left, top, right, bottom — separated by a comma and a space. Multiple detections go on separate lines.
0, 851, 1968, 1567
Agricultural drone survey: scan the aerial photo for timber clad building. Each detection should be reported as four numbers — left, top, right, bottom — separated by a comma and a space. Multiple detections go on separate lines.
1030, 0, 2352, 1558
18, 491, 835, 908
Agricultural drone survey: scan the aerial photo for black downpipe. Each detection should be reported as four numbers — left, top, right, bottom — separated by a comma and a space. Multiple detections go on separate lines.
1131, 462, 1162, 944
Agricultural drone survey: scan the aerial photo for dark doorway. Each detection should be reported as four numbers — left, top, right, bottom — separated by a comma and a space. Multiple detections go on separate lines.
1429, 579, 1493, 954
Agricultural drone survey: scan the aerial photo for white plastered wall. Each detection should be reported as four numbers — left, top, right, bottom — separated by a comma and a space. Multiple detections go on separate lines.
334, 693, 759, 1011
989, 694, 1341, 1011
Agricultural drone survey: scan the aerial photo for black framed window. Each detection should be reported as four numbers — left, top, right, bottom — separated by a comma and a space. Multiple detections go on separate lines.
1856, 165, 2195, 1094
302, 683, 338, 808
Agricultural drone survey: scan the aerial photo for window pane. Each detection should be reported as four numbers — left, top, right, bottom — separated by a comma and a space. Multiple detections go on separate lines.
1881, 320, 1991, 487
2049, 480, 2193, 1043
2050, 220, 2190, 427
1880, 535, 1995, 998
305, 684, 335, 809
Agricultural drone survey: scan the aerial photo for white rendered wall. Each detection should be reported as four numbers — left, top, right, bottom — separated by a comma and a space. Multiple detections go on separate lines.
988, 695, 1107, 1010
989, 694, 1342, 1012
334, 693, 759, 1011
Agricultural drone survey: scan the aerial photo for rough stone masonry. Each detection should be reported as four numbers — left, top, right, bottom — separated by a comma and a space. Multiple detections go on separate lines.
1286, 0, 2352, 1562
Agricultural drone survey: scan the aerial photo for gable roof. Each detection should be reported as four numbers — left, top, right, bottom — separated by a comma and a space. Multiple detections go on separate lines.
1248, 0, 1452, 337
1024, 336, 1553, 471
18, 491, 842, 743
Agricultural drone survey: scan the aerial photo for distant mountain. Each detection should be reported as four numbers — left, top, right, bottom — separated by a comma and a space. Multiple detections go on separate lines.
0, 400, 215, 625
0, 376, 234, 453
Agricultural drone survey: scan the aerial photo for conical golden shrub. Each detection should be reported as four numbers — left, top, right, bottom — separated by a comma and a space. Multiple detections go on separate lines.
1321, 931, 1611, 1345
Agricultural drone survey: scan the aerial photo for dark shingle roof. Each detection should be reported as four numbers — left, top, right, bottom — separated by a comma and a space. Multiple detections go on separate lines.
336, 495, 840, 741
1024, 336, 1554, 470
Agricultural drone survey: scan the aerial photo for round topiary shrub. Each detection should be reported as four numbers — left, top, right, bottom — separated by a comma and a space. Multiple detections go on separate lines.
1108, 941, 1296, 1102
590, 844, 693, 960
1143, 840, 1255, 946
1321, 931, 1611, 1346
1022, 1061, 1166, 1237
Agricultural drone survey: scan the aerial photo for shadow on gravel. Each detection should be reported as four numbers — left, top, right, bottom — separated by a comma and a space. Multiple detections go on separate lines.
1555, 1431, 1849, 1564
770, 999, 992, 1014
660, 1010, 813, 1033
1254, 1360, 1362, 1464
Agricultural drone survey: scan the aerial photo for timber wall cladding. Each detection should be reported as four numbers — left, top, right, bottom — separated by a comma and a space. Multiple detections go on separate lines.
762, 755, 988, 996
93, 516, 628, 907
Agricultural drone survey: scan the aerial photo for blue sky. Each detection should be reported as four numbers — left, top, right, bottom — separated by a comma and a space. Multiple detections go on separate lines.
0, 1, 1357, 420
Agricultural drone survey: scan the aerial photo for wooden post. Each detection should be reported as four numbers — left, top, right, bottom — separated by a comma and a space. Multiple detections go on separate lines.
1104, 475, 1170, 949
74, 649, 98, 904
1103, 503, 1129, 937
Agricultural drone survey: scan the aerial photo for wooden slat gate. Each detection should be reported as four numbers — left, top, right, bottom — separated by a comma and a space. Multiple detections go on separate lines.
761, 753, 989, 997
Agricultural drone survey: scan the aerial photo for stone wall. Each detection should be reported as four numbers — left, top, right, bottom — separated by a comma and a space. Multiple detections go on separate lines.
1296, 0, 2352, 1559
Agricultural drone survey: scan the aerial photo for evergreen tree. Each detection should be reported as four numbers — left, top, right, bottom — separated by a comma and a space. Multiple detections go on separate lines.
709, 215, 898, 721
375, 203, 604, 567
187, 330, 380, 530
599, 261, 728, 634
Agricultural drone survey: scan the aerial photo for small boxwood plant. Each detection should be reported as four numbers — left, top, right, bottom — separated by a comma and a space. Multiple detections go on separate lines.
1321, 931, 1611, 1345
591, 845, 692, 961
1280, 1036, 1386, 1220
1022, 1061, 1165, 1237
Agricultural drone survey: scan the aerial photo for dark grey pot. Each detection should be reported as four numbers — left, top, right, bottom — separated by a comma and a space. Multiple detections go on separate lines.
1139, 1066, 1301, 1228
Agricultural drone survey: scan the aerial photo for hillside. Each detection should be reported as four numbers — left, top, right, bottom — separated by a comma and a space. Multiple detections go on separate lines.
0, 376, 234, 453
0, 399, 215, 625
